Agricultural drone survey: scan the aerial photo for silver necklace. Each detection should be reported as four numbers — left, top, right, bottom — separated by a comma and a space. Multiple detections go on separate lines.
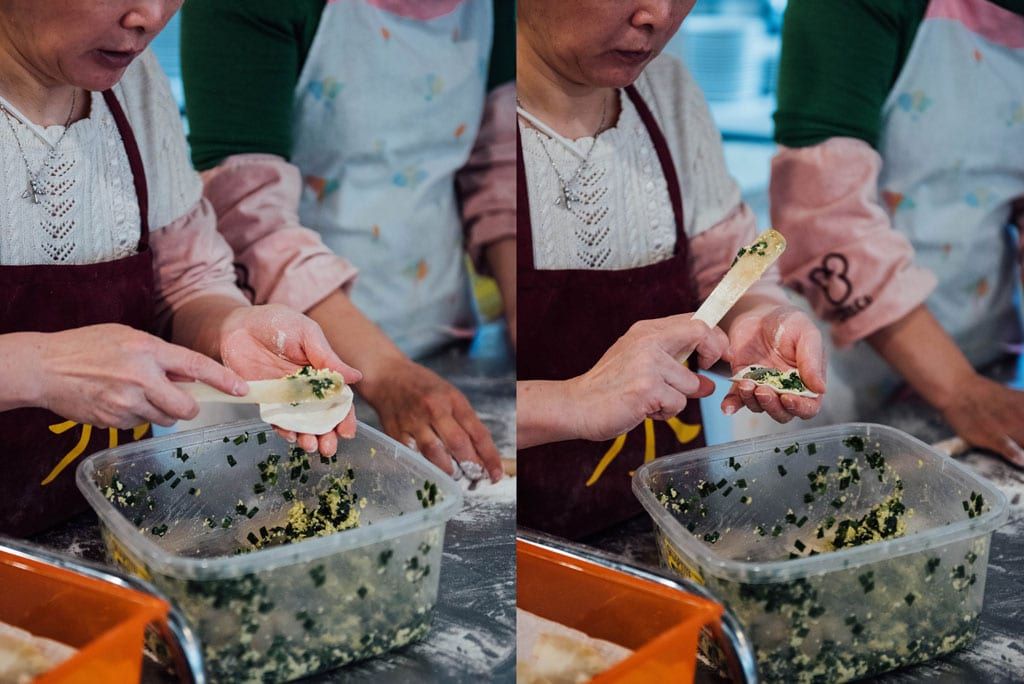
0, 90, 77, 204
517, 93, 608, 212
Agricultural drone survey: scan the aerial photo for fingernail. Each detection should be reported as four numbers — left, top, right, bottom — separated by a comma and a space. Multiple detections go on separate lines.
350, 368, 364, 382
233, 380, 248, 396
490, 469, 504, 482
450, 458, 463, 480
723, 405, 737, 415
459, 461, 486, 481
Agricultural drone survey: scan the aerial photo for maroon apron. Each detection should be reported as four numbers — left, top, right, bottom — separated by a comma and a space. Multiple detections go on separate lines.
0, 90, 154, 537
517, 85, 706, 540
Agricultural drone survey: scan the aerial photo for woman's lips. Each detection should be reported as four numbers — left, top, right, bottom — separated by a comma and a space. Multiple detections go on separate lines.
92, 49, 141, 70
612, 49, 653, 66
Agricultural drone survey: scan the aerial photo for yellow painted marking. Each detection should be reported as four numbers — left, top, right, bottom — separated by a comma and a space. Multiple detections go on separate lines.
643, 418, 656, 463
666, 416, 702, 444
586, 433, 627, 487
42, 421, 149, 486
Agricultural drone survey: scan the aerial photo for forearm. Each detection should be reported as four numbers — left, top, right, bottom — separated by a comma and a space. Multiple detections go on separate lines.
517, 380, 579, 449
867, 304, 974, 411
306, 290, 407, 401
770, 140, 937, 348
0, 333, 44, 410
458, 83, 516, 272
169, 295, 249, 362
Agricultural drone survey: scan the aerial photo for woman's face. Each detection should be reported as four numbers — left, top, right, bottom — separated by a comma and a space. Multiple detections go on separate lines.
0, 0, 182, 91
520, 0, 696, 88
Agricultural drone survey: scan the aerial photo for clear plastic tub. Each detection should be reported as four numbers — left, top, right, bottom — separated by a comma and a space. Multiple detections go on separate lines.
633, 423, 1008, 683
77, 419, 462, 683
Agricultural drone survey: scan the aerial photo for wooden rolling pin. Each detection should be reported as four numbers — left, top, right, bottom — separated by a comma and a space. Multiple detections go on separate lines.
931, 436, 970, 458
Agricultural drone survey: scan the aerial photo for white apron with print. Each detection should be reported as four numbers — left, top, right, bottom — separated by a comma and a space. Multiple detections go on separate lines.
819, 0, 1024, 421
291, 0, 492, 359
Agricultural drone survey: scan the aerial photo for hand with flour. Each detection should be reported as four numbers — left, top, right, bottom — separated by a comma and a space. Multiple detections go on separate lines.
219, 305, 362, 455
358, 358, 504, 483
722, 304, 825, 422
518, 314, 729, 449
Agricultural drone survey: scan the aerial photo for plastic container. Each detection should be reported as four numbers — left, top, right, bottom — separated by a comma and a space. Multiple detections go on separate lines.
517, 538, 725, 682
77, 419, 462, 683
0, 546, 168, 683
633, 423, 1008, 683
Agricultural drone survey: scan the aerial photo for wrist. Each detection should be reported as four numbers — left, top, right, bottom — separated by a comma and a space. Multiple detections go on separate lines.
518, 378, 584, 448
0, 332, 47, 408
929, 365, 979, 414
559, 375, 589, 440
354, 352, 412, 401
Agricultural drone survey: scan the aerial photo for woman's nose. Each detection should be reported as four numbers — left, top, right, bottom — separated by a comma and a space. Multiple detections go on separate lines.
120, 1, 178, 35
632, 0, 689, 31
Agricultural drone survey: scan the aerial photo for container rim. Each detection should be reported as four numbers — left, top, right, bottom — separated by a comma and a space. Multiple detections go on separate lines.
76, 418, 463, 579
632, 423, 1009, 583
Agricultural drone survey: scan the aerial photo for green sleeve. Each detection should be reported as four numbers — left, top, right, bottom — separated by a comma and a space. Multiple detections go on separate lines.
180, 0, 325, 171
773, 0, 927, 149
487, 0, 515, 90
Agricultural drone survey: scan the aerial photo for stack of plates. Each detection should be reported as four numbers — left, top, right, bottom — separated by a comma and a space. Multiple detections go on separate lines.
675, 16, 769, 102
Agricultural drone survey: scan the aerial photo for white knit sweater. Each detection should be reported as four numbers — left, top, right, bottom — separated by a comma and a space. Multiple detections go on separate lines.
0, 50, 200, 266
520, 54, 741, 271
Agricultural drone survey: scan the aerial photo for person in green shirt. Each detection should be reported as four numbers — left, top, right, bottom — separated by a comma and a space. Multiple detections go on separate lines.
180, 0, 516, 483
770, 0, 1024, 465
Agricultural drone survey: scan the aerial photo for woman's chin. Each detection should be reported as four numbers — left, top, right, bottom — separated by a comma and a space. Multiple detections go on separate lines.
67, 61, 133, 93
583, 61, 652, 89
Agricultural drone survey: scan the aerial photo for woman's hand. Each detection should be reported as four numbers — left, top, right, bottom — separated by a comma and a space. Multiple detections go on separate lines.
29, 324, 247, 429
219, 304, 362, 455
359, 358, 504, 482
723, 305, 826, 422
563, 314, 729, 443
937, 375, 1024, 468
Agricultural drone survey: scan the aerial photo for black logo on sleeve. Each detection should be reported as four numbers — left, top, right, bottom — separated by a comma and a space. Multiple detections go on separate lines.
233, 262, 257, 304
808, 253, 872, 322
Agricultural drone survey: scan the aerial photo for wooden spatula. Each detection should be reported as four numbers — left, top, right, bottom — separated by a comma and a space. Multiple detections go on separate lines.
679, 228, 787, 363
175, 369, 346, 406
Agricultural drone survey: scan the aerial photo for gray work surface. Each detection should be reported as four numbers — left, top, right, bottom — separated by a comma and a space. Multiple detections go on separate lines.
585, 372, 1024, 683
34, 345, 516, 683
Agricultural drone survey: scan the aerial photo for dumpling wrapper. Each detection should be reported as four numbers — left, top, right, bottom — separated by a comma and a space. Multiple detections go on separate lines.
0, 620, 76, 684
259, 385, 354, 434
730, 365, 819, 398
516, 609, 632, 684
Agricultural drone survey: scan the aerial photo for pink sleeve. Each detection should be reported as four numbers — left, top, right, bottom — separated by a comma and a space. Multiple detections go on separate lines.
150, 198, 249, 335
456, 82, 516, 273
770, 138, 937, 348
689, 202, 791, 307
201, 153, 359, 313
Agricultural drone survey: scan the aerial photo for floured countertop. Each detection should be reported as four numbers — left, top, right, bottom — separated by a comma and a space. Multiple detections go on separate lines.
586, 359, 1024, 684
34, 345, 516, 684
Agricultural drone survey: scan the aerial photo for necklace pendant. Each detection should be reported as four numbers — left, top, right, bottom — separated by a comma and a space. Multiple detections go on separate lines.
559, 184, 581, 212
22, 180, 44, 204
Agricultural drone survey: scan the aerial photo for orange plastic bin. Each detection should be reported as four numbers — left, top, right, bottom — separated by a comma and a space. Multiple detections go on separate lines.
0, 548, 169, 683
518, 538, 728, 683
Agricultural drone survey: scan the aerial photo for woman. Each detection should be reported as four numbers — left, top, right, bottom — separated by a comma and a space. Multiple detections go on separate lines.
179, 0, 515, 483
0, 0, 358, 536
515, 0, 827, 539
771, 0, 1024, 464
